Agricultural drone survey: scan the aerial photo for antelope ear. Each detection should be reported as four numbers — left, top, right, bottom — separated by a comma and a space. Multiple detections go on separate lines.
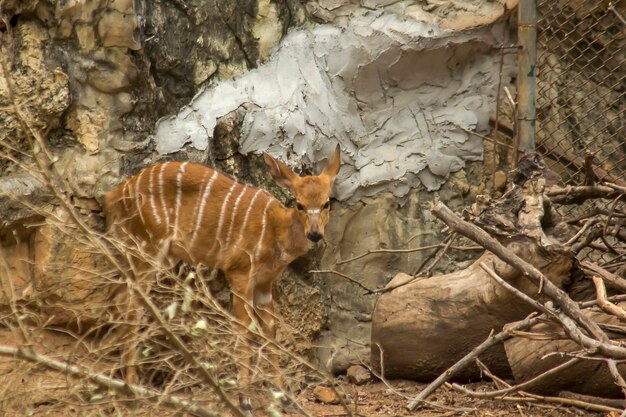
321, 144, 341, 182
263, 152, 297, 189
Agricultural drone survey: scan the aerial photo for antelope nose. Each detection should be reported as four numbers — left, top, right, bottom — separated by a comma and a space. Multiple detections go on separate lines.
307, 231, 322, 243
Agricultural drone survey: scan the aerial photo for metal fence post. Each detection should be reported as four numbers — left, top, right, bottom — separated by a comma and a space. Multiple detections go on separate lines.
517, 0, 537, 153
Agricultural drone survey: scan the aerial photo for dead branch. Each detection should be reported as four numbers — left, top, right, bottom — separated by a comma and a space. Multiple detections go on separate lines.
570, 223, 605, 254
449, 358, 581, 398
606, 359, 626, 399
564, 217, 596, 247
462, 127, 516, 150
310, 269, 376, 294
468, 358, 623, 413
479, 257, 626, 363
430, 201, 621, 353
412, 233, 466, 277
607, 182, 626, 195
592, 276, 626, 320
558, 391, 626, 409
604, 192, 625, 239
479, 263, 552, 318
447, 383, 622, 414
0, 344, 221, 417
581, 261, 626, 293
335, 240, 481, 266
545, 185, 622, 205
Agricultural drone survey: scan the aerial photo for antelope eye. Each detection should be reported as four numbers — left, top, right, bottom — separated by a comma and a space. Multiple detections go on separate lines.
323, 200, 331, 209
296, 202, 305, 211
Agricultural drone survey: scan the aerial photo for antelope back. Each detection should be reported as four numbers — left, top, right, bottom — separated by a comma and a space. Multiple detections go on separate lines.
103, 161, 278, 272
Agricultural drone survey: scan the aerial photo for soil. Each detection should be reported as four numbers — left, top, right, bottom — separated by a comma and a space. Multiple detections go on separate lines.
284, 379, 609, 417
0, 368, 613, 416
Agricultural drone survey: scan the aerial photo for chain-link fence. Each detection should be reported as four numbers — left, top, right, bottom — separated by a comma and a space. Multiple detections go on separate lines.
535, 0, 625, 185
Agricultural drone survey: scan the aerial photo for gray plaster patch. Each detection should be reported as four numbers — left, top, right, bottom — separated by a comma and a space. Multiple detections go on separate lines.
154, 9, 511, 203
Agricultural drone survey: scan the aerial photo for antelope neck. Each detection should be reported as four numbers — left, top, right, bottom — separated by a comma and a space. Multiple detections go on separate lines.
270, 203, 311, 261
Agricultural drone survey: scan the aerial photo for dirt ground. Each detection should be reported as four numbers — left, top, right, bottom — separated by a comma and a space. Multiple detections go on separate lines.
0, 372, 617, 416
284, 379, 612, 417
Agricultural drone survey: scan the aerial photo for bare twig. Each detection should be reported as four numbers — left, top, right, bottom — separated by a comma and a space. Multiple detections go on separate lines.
453, 358, 581, 398
563, 217, 596, 247
479, 263, 551, 317
433, 204, 585, 328
504, 86, 516, 109
606, 359, 626, 399
607, 182, 626, 195
309, 270, 376, 294
581, 261, 626, 293
571, 223, 605, 254
128, 281, 249, 417
545, 185, 622, 205
412, 233, 465, 277
558, 391, 626, 409
604, 193, 626, 241
448, 383, 622, 413
592, 276, 626, 321
608, 2, 626, 26
462, 127, 516, 150
336, 241, 481, 266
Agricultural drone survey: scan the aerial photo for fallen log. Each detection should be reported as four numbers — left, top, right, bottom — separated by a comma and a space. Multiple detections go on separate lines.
504, 306, 626, 398
371, 240, 573, 381
372, 157, 577, 381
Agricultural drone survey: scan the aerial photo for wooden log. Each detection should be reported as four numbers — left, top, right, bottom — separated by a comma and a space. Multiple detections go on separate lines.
371, 238, 573, 381
504, 306, 626, 398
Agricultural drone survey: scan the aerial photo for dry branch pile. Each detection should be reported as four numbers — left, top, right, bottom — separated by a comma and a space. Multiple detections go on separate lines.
371, 153, 626, 412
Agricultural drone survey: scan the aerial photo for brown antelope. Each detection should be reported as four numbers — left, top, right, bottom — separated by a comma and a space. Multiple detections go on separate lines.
103, 145, 341, 413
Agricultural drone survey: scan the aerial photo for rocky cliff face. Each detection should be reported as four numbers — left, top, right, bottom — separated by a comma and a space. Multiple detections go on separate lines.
0, 0, 515, 373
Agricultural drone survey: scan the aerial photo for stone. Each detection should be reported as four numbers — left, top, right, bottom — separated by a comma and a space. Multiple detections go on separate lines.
86, 49, 137, 93
97, 9, 140, 50
65, 107, 105, 153
29, 209, 110, 327
312, 386, 340, 404
193, 60, 218, 86
494, 170, 508, 191
0, 21, 70, 172
346, 364, 371, 385
76, 22, 96, 51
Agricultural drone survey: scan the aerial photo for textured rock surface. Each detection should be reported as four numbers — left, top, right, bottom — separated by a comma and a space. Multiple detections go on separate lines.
154, 8, 516, 202
317, 169, 480, 372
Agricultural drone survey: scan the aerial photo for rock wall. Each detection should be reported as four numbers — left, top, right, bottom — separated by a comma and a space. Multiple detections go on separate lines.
0, 0, 516, 374
154, 9, 517, 203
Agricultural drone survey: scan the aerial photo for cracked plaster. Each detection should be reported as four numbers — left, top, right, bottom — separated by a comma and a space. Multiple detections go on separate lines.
154, 9, 514, 203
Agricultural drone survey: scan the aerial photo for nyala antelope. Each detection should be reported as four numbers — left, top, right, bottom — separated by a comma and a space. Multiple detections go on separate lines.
103, 145, 341, 413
